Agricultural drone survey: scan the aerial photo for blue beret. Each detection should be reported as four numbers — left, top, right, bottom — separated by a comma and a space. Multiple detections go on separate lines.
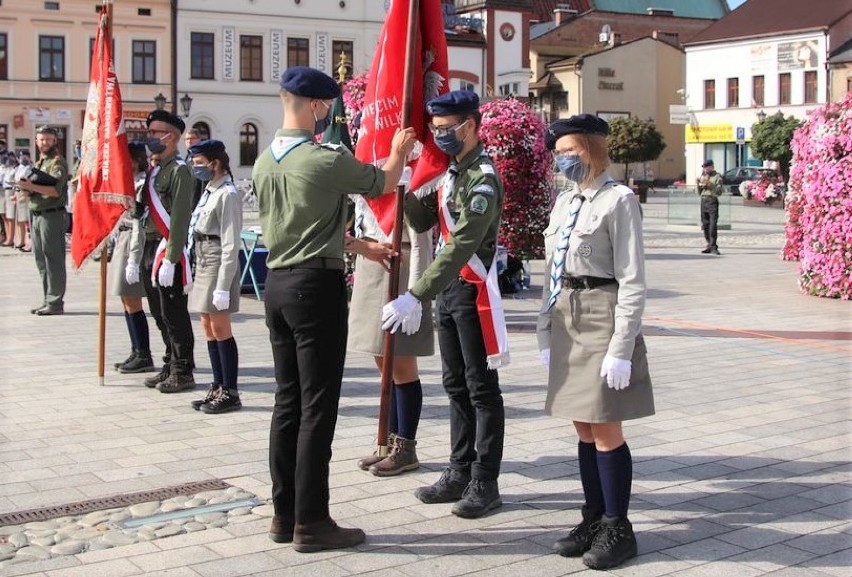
280, 66, 341, 99
188, 139, 227, 158
702, 159, 714, 167
427, 90, 480, 116
545, 114, 609, 150
146, 110, 186, 133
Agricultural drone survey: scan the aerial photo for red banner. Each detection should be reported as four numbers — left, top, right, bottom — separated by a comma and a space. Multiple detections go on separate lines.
355, 0, 449, 238
71, 8, 135, 268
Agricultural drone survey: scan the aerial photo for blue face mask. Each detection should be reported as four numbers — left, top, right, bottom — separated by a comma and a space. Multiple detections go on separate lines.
555, 154, 588, 183
146, 137, 166, 155
192, 163, 213, 181
313, 101, 332, 135
434, 132, 464, 156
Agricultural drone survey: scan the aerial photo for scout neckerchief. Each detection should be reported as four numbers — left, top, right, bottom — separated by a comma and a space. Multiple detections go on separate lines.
436, 161, 510, 369
146, 164, 193, 293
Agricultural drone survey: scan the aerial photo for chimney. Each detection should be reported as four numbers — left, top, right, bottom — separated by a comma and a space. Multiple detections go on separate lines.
609, 32, 622, 47
553, 4, 578, 26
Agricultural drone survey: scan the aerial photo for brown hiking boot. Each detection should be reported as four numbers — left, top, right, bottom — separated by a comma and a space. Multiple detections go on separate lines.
268, 515, 294, 544
369, 436, 419, 477
356, 433, 395, 471
292, 517, 365, 553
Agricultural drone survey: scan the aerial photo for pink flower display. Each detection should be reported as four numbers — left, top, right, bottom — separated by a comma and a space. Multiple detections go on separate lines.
342, 72, 369, 138
783, 93, 852, 300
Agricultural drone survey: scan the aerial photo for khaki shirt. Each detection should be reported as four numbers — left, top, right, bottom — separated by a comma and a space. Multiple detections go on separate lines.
537, 172, 646, 360
29, 154, 68, 211
142, 153, 195, 263
190, 175, 243, 292
404, 144, 503, 301
697, 171, 723, 197
253, 128, 387, 269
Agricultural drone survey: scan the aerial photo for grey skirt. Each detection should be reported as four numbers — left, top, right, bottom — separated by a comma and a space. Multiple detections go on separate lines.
546, 283, 654, 423
109, 228, 146, 298
347, 246, 434, 357
188, 238, 240, 314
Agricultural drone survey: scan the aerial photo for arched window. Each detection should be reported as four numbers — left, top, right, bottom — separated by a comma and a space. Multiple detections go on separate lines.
192, 121, 211, 140
240, 122, 258, 166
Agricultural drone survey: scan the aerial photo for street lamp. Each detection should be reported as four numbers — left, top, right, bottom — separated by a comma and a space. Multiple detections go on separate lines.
756, 109, 766, 122
179, 93, 193, 118
153, 92, 167, 111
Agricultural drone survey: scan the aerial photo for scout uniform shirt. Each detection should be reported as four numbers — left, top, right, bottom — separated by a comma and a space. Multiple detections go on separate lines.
253, 128, 386, 269
697, 170, 723, 198
144, 152, 195, 263
190, 175, 242, 292
404, 144, 503, 301
29, 153, 68, 212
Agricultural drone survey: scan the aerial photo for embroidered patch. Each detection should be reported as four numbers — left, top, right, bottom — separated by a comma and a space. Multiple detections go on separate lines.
479, 164, 495, 175
470, 194, 488, 214
471, 183, 495, 196
577, 243, 592, 257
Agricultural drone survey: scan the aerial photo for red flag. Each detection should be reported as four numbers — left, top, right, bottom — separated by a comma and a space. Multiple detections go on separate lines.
71, 7, 135, 268
355, 0, 449, 238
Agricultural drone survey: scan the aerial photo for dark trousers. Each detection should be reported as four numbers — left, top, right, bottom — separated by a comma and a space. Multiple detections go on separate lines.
436, 278, 505, 481
141, 239, 194, 371
700, 196, 719, 248
265, 268, 348, 524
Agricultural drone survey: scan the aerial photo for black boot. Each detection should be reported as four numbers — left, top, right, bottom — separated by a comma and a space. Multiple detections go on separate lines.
200, 388, 242, 414
553, 507, 602, 557
144, 364, 170, 388
413, 467, 470, 504
451, 479, 502, 519
157, 361, 195, 393
118, 351, 155, 374
114, 351, 136, 371
582, 515, 638, 570
191, 383, 221, 410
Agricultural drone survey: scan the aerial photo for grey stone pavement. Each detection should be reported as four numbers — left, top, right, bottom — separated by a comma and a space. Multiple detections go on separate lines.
0, 194, 849, 577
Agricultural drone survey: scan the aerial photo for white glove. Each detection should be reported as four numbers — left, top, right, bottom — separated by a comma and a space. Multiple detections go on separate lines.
540, 348, 550, 367
381, 292, 422, 335
212, 289, 230, 311
125, 262, 140, 285
157, 258, 176, 287
600, 355, 632, 391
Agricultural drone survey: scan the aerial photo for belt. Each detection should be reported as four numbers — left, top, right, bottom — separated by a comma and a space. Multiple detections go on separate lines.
562, 275, 617, 290
193, 233, 220, 242
30, 207, 65, 216
118, 225, 133, 232
145, 232, 163, 241
279, 257, 345, 271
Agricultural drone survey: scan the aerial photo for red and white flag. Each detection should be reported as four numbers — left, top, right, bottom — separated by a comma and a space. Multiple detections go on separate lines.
354, 0, 449, 239
71, 7, 135, 268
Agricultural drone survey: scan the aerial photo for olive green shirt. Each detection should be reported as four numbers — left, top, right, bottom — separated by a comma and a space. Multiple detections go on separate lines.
697, 170, 723, 197
144, 152, 196, 263
29, 153, 68, 211
405, 144, 504, 302
253, 128, 387, 269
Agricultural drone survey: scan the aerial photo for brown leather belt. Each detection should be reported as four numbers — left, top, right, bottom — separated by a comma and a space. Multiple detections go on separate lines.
193, 233, 220, 242
562, 275, 617, 290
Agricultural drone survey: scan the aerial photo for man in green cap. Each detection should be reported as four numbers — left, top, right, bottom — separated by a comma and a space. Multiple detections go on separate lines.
18, 126, 68, 315
255, 65, 415, 552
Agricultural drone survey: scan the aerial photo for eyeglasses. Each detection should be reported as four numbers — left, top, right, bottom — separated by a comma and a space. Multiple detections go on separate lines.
428, 120, 467, 138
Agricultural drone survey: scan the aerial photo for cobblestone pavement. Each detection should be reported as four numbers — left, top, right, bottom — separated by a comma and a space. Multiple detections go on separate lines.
0, 196, 849, 576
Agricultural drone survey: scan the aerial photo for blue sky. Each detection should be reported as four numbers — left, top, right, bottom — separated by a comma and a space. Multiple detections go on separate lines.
728, 0, 747, 8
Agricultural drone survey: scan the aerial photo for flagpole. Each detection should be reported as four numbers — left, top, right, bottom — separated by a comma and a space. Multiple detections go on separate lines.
376, 0, 420, 456
97, 0, 112, 386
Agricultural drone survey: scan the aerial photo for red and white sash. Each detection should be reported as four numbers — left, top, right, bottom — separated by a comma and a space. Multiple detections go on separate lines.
437, 174, 510, 369
146, 166, 192, 293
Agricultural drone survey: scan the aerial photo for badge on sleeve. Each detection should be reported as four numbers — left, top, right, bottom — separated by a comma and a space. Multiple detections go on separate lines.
470, 194, 488, 214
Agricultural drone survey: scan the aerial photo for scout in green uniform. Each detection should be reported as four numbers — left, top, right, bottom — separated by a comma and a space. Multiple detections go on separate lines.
125, 110, 196, 393
19, 126, 68, 315
383, 90, 507, 520
255, 66, 415, 552
697, 159, 723, 254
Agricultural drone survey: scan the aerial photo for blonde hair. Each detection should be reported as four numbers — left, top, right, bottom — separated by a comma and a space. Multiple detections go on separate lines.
280, 90, 309, 112
575, 133, 610, 188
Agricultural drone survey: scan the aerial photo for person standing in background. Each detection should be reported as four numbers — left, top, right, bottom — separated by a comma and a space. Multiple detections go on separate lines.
696, 159, 723, 255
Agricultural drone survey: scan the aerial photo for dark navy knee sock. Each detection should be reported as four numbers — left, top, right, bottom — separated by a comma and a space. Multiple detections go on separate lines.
130, 311, 150, 353
217, 337, 239, 391
124, 311, 139, 352
578, 441, 604, 514
394, 379, 422, 440
596, 443, 633, 519
207, 340, 224, 385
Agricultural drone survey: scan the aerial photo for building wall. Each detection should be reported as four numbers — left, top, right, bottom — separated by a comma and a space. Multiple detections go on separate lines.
0, 1, 171, 158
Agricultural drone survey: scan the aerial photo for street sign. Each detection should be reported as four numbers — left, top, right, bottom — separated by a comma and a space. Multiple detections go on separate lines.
736, 126, 746, 145
669, 104, 689, 125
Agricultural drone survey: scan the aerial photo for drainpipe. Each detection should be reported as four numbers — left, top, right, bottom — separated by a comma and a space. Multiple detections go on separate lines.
171, 0, 178, 115
573, 56, 583, 113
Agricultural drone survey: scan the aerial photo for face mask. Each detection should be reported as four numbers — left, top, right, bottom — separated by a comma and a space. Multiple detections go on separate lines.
313, 101, 332, 135
555, 154, 588, 183
146, 137, 166, 155
192, 163, 214, 181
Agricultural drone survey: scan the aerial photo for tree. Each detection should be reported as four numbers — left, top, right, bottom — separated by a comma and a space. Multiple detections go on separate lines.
606, 117, 665, 182
750, 112, 803, 181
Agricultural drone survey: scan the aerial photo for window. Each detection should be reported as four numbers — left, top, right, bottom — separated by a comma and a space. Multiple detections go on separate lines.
240, 35, 262, 81
332, 40, 353, 81
460, 80, 475, 92
752, 75, 764, 107
192, 122, 211, 140
44, 1, 59, 9
779, 73, 791, 105
138, 8, 151, 16
240, 123, 258, 166
703, 79, 715, 109
726, 77, 739, 108
499, 82, 521, 96
0, 33, 7, 80
804, 70, 817, 104
39, 35, 64, 81
190, 32, 214, 79
132, 40, 156, 84
287, 37, 309, 68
